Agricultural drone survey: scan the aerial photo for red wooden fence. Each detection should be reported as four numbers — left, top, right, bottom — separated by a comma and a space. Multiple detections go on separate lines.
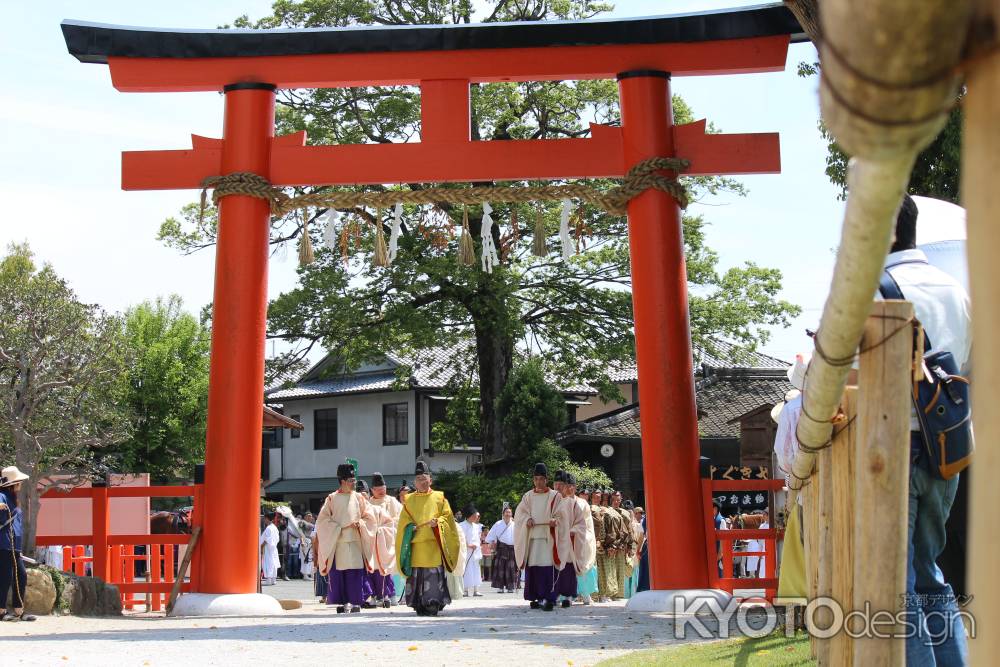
701, 478, 786, 601
36, 483, 204, 611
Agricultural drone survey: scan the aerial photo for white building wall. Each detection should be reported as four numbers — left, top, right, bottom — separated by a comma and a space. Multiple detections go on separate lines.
279, 391, 418, 479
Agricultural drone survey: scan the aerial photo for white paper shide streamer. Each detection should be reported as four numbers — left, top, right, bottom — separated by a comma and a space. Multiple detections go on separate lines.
559, 199, 574, 260
480, 202, 500, 273
389, 203, 403, 263
321, 208, 341, 250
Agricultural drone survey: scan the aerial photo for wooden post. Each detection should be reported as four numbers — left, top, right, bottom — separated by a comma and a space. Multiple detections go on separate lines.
803, 472, 820, 659
962, 6, 1000, 662
166, 527, 202, 615
829, 387, 858, 666
814, 439, 835, 665
853, 300, 913, 666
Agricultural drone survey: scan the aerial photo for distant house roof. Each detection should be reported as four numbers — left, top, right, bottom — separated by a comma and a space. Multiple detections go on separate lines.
267, 342, 595, 402
695, 369, 794, 439
558, 368, 794, 443
606, 340, 789, 384
263, 405, 304, 430
267, 338, 787, 403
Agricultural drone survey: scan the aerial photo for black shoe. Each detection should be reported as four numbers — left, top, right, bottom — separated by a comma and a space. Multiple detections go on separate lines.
424, 601, 440, 616
335, 606, 346, 614
362, 601, 376, 609
382, 599, 391, 609
350, 606, 361, 613
529, 600, 541, 609
543, 600, 555, 612
561, 599, 571, 608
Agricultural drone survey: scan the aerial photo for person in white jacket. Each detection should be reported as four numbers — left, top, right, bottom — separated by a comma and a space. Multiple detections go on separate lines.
458, 506, 484, 596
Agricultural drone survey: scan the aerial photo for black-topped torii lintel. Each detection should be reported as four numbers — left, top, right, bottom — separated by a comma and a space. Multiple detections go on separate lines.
62, 3, 805, 64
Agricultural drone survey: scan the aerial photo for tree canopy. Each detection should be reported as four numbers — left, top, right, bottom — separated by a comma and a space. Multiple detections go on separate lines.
0, 244, 129, 551
160, 0, 800, 461
107, 296, 211, 482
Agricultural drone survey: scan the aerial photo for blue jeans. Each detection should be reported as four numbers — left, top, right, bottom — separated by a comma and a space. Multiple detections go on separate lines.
905, 456, 968, 666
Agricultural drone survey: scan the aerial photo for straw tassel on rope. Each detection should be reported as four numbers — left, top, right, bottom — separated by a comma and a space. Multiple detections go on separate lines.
298, 208, 315, 266
532, 205, 547, 257
373, 207, 390, 268
458, 205, 476, 266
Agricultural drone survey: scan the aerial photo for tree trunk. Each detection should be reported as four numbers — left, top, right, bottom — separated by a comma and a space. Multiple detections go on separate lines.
472, 309, 514, 463
784, 0, 821, 43
20, 481, 41, 557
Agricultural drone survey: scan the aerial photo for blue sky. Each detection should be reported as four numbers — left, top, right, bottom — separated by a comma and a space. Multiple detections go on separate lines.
0, 1, 841, 363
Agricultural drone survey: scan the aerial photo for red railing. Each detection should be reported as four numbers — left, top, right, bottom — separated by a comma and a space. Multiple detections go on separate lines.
701, 478, 785, 601
37, 483, 204, 611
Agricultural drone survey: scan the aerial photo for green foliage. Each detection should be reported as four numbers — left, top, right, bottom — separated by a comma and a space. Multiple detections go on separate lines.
37, 565, 68, 613
496, 358, 568, 460
429, 380, 481, 452
434, 438, 610, 526
798, 62, 962, 202
261, 499, 290, 514
0, 243, 130, 551
108, 296, 211, 482
160, 1, 801, 460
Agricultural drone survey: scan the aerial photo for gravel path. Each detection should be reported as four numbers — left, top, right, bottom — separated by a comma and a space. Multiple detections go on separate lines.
0, 581, 714, 666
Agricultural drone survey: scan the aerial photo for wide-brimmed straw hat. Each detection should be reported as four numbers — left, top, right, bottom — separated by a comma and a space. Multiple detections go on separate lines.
0, 466, 29, 487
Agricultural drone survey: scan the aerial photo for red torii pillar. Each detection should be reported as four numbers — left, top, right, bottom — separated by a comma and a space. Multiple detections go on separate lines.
619, 71, 708, 590
60, 8, 793, 610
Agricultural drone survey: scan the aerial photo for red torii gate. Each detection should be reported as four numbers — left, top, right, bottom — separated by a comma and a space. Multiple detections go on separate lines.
62, 4, 801, 609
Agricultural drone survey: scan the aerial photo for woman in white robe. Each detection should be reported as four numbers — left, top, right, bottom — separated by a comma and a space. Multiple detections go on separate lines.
459, 508, 484, 596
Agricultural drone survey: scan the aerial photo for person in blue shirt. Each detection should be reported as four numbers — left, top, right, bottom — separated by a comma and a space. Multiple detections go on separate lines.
1, 465, 35, 622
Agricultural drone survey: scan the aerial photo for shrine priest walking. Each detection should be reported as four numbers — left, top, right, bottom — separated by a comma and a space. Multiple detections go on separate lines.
514, 463, 568, 611
259, 511, 280, 586
485, 505, 518, 593
396, 461, 461, 616
459, 506, 484, 596
316, 463, 378, 613
367, 472, 402, 607
556, 473, 596, 607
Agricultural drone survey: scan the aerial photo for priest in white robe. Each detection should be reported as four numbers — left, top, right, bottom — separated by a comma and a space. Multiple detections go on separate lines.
367, 472, 402, 607
459, 506, 484, 596
316, 463, 378, 613
259, 512, 280, 586
514, 463, 568, 611
555, 473, 596, 607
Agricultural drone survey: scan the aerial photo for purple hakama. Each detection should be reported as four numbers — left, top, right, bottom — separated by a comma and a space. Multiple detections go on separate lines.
368, 570, 396, 599
326, 560, 366, 606
555, 565, 578, 598
523, 565, 558, 603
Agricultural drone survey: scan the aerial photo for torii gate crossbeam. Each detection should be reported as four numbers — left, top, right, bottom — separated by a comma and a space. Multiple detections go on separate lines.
61, 3, 801, 611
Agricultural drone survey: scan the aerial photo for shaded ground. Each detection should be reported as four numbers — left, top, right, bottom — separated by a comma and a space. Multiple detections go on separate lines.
2, 581, 753, 666
596, 632, 814, 666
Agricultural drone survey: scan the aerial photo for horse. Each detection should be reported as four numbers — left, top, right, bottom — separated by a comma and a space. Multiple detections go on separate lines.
150, 510, 192, 535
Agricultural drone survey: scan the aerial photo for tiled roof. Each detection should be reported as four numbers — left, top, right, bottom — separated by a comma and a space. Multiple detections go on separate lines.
695, 370, 794, 438
558, 369, 794, 442
605, 340, 788, 383
267, 372, 398, 401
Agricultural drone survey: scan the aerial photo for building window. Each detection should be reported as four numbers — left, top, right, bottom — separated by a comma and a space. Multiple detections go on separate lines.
383, 403, 408, 446
289, 415, 301, 439
314, 408, 337, 450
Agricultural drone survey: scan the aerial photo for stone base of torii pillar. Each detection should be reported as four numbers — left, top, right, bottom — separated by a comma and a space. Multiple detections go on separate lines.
169, 593, 284, 617
625, 588, 733, 613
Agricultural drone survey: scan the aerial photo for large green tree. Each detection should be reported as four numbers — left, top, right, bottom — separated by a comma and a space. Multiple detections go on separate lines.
160, 0, 800, 461
0, 244, 129, 552
108, 296, 211, 482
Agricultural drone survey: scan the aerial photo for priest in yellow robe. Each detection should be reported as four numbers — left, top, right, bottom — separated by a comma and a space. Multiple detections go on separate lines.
316, 463, 377, 613
395, 460, 460, 616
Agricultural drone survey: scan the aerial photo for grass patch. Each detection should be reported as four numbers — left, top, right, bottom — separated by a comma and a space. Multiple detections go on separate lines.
596, 632, 814, 666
